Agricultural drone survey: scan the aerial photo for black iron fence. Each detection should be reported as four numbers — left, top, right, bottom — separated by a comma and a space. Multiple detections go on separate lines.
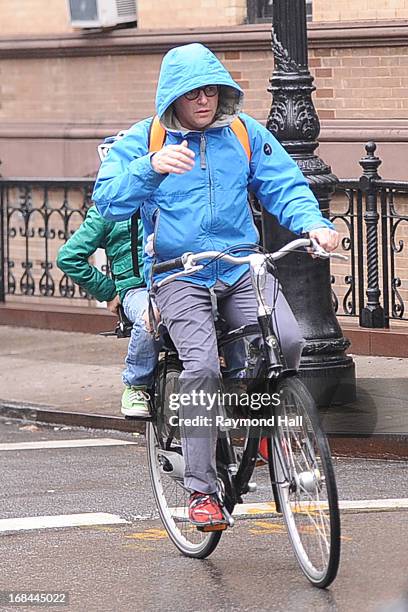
330, 142, 408, 327
0, 178, 95, 303
0, 142, 407, 327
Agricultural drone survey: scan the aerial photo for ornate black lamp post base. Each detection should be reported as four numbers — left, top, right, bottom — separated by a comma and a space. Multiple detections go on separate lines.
263, 0, 356, 405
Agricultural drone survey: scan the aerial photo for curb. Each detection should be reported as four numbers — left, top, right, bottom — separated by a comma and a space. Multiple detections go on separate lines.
328, 433, 408, 461
0, 400, 407, 460
0, 400, 146, 434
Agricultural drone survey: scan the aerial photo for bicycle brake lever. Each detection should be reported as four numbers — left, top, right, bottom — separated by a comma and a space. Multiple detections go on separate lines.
183, 265, 204, 275
309, 238, 348, 261
310, 238, 348, 261
309, 238, 330, 259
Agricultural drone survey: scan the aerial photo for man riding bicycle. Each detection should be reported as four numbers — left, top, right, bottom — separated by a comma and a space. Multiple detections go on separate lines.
93, 43, 339, 529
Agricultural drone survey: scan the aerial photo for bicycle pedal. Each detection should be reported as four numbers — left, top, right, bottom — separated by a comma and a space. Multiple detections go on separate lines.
196, 522, 229, 532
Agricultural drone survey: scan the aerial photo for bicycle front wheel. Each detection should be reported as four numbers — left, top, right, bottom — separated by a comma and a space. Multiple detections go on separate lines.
268, 376, 341, 588
146, 358, 222, 558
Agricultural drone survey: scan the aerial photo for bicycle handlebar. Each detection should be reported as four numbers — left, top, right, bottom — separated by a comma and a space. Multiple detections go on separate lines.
151, 238, 347, 285
152, 256, 184, 275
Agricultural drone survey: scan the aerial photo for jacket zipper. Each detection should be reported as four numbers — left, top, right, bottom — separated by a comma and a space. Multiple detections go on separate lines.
200, 132, 206, 170
201, 132, 217, 281
201, 133, 213, 227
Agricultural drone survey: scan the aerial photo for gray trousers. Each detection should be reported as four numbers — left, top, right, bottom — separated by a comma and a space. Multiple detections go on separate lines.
155, 271, 305, 494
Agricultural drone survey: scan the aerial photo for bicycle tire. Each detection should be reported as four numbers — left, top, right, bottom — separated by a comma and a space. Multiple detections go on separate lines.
267, 376, 341, 588
146, 357, 222, 558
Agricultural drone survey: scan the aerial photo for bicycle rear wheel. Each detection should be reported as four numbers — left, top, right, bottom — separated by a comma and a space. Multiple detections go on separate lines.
146, 357, 222, 558
268, 376, 341, 588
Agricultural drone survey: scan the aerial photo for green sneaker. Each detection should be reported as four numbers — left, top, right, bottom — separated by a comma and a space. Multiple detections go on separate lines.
121, 385, 150, 418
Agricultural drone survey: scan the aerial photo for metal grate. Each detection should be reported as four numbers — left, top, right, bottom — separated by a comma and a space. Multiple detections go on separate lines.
116, 0, 137, 17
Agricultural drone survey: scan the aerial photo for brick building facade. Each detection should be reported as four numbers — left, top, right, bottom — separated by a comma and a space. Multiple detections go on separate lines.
0, 1, 407, 339
3, 0, 408, 33
1, 1, 408, 179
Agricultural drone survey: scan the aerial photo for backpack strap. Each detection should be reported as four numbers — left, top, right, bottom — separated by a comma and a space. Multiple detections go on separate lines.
230, 117, 251, 161
149, 115, 166, 153
130, 211, 140, 278
148, 114, 251, 161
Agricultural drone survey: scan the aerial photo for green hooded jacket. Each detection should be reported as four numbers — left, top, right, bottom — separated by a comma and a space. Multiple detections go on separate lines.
56, 205, 144, 303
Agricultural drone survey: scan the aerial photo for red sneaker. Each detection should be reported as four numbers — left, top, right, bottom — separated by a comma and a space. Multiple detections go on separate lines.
188, 492, 227, 530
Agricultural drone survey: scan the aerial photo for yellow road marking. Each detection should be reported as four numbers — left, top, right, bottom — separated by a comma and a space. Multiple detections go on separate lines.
249, 521, 286, 535
125, 528, 167, 541
248, 519, 353, 541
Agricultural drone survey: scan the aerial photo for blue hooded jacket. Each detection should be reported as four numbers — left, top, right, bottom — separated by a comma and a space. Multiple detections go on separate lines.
92, 43, 333, 287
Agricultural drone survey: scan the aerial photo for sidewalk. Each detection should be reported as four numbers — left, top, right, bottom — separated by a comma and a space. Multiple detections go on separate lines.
0, 326, 407, 453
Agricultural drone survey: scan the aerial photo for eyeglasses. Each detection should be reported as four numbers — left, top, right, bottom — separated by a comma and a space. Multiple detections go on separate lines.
183, 85, 219, 101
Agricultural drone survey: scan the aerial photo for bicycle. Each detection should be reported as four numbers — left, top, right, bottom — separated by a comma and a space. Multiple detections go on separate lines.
145, 238, 344, 588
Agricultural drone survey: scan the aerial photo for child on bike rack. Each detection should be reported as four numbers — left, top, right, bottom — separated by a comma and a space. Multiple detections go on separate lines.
56, 205, 161, 417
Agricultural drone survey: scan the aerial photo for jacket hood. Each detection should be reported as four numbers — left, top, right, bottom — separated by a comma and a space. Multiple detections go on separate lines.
156, 43, 244, 131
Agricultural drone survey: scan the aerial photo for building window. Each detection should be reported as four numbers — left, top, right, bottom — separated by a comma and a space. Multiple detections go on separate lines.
247, 0, 313, 23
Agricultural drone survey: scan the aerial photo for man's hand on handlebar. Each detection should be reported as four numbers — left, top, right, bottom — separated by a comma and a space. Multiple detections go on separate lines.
309, 228, 340, 253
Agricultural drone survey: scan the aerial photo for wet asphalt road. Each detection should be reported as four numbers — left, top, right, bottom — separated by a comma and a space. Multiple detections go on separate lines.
0, 419, 407, 612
